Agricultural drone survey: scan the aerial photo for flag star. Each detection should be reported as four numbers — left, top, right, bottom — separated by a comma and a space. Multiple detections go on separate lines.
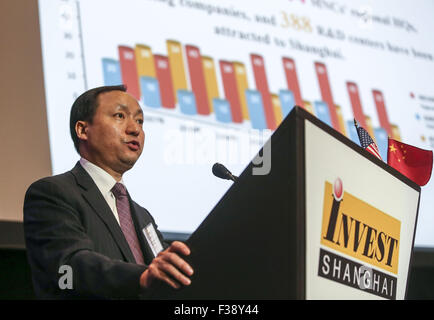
389, 144, 397, 153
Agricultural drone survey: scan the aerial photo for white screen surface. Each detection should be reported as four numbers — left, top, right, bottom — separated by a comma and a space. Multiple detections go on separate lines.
38, 0, 434, 244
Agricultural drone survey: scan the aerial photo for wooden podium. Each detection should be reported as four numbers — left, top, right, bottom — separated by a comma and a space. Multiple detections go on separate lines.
150, 106, 420, 300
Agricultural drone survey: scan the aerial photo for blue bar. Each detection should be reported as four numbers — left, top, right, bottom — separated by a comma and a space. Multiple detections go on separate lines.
374, 127, 388, 162
102, 58, 122, 86
314, 101, 332, 127
177, 90, 197, 115
140, 76, 161, 108
347, 120, 360, 145
213, 98, 232, 123
245, 89, 267, 130
279, 89, 295, 119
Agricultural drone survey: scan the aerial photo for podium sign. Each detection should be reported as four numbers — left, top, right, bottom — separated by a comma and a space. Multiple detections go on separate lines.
150, 107, 420, 300
304, 120, 420, 299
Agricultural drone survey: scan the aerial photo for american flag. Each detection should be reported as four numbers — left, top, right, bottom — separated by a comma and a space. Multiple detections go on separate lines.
354, 119, 383, 161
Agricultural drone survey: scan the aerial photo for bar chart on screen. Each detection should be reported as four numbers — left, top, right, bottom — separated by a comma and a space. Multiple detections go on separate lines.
39, 0, 434, 239
40, 0, 403, 163
100, 39, 400, 148
43, 0, 402, 148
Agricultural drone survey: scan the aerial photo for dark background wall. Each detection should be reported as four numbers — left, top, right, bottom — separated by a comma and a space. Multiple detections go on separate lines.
1, 248, 433, 299
0, 221, 433, 299
0, 0, 50, 299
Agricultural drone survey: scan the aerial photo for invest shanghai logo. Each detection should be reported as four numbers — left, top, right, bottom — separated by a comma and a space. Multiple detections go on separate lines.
318, 178, 401, 299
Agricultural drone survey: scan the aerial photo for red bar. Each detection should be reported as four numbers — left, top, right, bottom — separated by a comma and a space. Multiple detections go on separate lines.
154, 54, 175, 109
314, 62, 341, 133
346, 81, 367, 129
185, 45, 210, 115
118, 46, 141, 100
219, 60, 242, 123
372, 89, 392, 136
282, 57, 304, 108
250, 54, 276, 130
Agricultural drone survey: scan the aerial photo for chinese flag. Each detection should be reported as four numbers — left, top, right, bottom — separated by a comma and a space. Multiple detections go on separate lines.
387, 138, 433, 186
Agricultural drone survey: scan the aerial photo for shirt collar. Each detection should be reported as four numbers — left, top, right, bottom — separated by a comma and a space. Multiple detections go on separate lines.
79, 158, 124, 195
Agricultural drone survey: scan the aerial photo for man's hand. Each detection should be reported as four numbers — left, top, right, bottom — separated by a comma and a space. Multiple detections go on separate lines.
140, 241, 194, 289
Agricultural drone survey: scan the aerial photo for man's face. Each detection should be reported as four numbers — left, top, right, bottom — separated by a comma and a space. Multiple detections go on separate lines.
80, 90, 145, 176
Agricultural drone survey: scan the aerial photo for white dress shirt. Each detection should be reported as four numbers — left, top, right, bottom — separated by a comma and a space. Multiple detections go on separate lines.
79, 158, 123, 225
80, 158, 165, 257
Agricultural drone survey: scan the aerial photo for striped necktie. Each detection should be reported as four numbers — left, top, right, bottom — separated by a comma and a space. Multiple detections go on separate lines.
111, 183, 145, 265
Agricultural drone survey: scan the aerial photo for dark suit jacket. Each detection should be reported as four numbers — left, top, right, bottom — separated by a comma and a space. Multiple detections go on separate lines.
23, 162, 168, 299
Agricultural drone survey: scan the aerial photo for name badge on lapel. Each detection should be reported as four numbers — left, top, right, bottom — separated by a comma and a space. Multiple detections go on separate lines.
142, 223, 164, 257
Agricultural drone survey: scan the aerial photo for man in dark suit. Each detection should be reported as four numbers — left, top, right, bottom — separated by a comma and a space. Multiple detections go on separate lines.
24, 85, 193, 299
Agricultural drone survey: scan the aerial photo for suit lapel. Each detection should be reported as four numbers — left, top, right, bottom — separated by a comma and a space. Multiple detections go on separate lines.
70, 162, 136, 263
128, 197, 156, 264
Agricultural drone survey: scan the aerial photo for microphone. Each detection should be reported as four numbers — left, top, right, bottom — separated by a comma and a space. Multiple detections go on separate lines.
212, 163, 238, 182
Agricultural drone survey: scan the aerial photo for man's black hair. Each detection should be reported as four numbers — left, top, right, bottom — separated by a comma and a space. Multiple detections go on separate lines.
69, 85, 127, 153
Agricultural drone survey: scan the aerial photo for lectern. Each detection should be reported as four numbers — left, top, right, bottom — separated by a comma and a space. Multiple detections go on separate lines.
150, 106, 420, 300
